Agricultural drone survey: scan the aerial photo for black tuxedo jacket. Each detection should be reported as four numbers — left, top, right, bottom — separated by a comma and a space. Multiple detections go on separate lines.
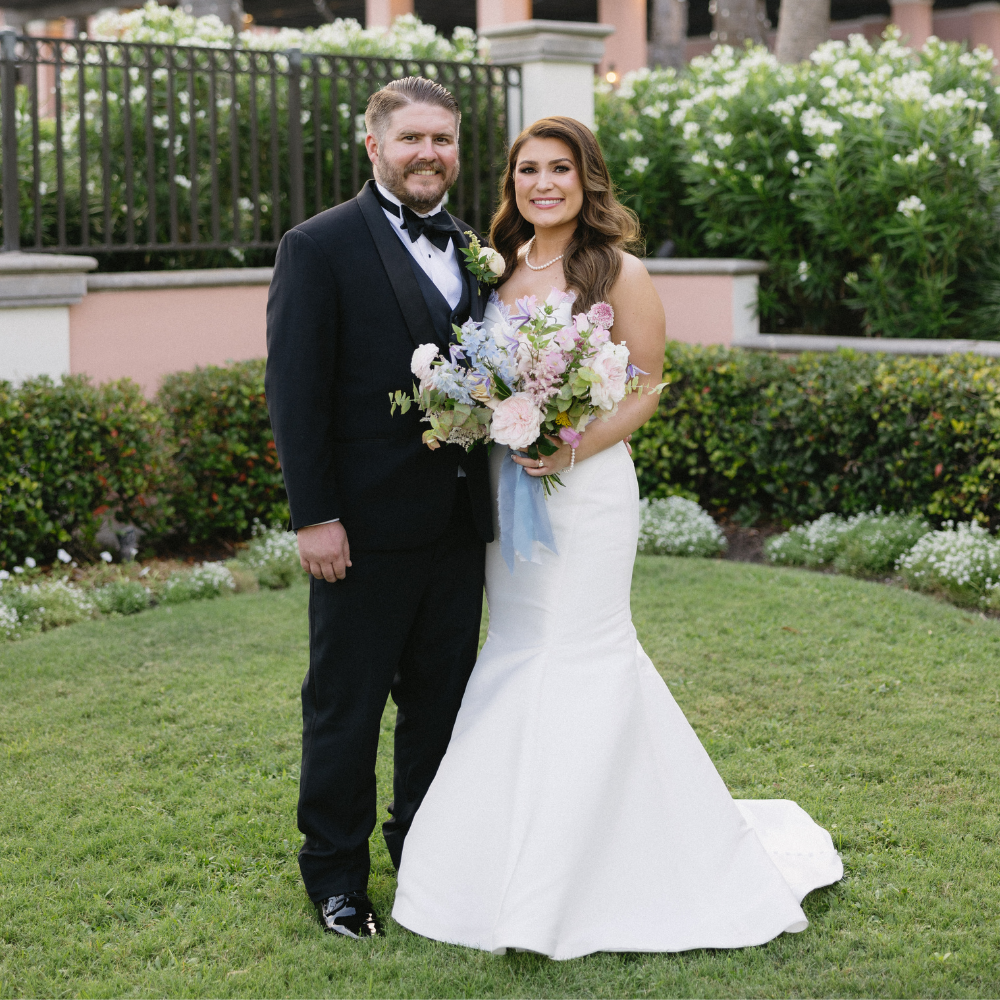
265, 180, 494, 551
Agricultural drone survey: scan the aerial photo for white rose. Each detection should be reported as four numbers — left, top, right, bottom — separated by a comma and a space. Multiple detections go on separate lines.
589, 342, 630, 410
410, 343, 439, 381
481, 247, 505, 278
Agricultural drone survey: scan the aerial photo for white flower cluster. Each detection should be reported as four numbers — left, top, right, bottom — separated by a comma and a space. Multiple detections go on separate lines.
637, 497, 727, 558
163, 561, 236, 601
92, 1, 484, 61
0, 601, 20, 640
245, 521, 300, 570
766, 511, 860, 567
896, 521, 1000, 604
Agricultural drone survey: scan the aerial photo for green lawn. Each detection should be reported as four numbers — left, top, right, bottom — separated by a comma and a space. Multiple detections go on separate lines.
1, 558, 998, 999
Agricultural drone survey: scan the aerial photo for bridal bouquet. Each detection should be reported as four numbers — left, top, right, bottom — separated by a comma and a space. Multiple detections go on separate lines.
391, 288, 649, 472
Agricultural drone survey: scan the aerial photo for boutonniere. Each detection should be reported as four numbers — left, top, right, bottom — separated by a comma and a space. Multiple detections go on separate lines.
461, 231, 505, 286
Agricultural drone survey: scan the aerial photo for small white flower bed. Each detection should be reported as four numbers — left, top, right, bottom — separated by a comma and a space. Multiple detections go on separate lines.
638, 497, 727, 558
239, 520, 302, 589
896, 521, 1000, 607
0, 578, 97, 635
766, 509, 930, 577
162, 561, 236, 604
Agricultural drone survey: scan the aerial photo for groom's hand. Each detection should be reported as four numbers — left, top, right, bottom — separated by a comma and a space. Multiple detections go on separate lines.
297, 521, 352, 582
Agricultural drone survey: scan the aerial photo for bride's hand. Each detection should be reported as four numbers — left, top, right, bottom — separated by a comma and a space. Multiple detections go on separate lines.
511, 437, 573, 477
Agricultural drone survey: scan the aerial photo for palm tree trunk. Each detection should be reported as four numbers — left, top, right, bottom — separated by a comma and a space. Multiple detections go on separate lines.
711, 0, 769, 46
775, 0, 830, 63
649, 0, 689, 69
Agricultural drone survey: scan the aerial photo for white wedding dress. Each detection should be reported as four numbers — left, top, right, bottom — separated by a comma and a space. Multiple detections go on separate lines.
391, 302, 842, 960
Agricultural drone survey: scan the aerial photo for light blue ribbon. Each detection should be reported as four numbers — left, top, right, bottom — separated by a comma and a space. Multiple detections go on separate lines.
497, 445, 558, 572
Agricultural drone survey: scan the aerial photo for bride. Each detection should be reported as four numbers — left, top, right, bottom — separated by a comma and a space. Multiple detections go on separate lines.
392, 116, 842, 960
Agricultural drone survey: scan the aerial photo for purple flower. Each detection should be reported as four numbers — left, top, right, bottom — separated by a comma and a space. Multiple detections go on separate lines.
449, 343, 467, 364
558, 426, 583, 448
626, 363, 648, 379
511, 294, 538, 328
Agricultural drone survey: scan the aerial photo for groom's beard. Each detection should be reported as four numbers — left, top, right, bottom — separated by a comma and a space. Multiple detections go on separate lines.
377, 157, 460, 214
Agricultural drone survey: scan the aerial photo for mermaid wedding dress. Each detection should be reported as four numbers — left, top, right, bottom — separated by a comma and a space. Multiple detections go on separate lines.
391, 302, 842, 960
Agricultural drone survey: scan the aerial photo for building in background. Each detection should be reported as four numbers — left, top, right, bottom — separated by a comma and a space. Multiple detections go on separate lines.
2, 0, 999, 78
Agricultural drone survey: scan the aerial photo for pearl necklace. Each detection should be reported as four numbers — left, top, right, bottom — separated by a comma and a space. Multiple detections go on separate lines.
524, 235, 565, 271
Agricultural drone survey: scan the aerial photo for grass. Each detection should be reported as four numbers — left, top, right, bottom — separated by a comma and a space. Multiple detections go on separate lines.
1, 558, 999, 998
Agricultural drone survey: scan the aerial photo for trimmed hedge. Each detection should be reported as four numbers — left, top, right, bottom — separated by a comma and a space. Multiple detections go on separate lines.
0, 376, 172, 567
159, 361, 287, 544
633, 344, 1000, 526
6, 348, 1000, 567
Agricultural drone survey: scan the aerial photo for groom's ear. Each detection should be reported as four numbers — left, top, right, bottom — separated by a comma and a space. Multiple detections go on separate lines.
365, 133, 380, 168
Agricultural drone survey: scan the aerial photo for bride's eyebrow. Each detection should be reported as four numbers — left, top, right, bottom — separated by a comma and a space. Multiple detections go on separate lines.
517, 157, 572, 167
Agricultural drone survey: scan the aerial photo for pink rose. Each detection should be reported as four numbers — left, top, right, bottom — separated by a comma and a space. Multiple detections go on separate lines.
588, 301, 614, 329
490, 393, 543, 451
589, 342, 630, 410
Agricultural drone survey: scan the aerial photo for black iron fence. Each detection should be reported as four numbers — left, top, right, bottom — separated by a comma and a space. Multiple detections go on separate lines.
0, 29, 520, 258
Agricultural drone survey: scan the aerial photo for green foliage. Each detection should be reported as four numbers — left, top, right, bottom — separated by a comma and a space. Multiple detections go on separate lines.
158, 361, 287, 544
160, 561, 236, 604
597, 32, 1000, 337
632, 343, 1000, 526
0, 376, 172, 568
765, 509, 931, 577
896, 520, 1000, 606
637, 496, 727, 556
240, 521, 302, 590
93, 579, 152, 616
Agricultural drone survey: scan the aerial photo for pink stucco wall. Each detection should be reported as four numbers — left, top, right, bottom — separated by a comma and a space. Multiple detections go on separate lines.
69, 284, 269, 395
648, 273, 734, 346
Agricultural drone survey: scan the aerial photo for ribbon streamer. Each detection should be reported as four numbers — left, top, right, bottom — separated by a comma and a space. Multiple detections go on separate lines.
497, 446, 558, 572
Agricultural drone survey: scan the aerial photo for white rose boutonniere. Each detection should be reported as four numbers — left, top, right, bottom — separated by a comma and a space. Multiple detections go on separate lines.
461, 231, 505, 285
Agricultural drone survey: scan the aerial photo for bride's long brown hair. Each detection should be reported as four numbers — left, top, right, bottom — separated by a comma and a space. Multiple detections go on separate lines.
489, 116, 641, 311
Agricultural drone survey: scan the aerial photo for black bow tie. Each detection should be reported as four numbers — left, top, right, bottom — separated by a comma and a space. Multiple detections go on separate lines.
373, 185, 459, 252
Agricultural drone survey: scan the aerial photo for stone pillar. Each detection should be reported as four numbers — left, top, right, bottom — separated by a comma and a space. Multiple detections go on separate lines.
649, 0, 688, 70
970, 2, 1000, 67
0, 253, 97, 384
479, 20, 614, 135
365, 0, 414, 29
477, 0, 531, 31
597, 0, 647, 81
181, 0, 245, 35
890, 0, 933, 48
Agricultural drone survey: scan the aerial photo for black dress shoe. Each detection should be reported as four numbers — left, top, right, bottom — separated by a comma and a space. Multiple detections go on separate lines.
316, 892, 384, 938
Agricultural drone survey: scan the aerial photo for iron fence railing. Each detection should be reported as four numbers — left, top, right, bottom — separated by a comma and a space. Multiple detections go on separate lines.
0, 29, 521, 257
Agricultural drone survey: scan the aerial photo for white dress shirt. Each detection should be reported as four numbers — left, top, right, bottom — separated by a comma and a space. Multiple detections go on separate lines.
303, 183, 468, 529
375, 182, 465, 310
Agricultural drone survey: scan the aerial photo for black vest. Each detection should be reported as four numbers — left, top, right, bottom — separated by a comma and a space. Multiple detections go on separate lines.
404, 250, 472, 350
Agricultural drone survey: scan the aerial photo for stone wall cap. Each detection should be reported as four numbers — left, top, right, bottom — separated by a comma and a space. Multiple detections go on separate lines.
479, 19, 617, 40
735, 331, 1000, 357
88, 267, 274, 290
644, 258, 768, 275
0, 251, 98, 273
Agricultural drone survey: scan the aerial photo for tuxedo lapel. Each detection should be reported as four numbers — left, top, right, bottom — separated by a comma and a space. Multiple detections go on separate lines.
357, 181, 438, 350
452, 226, 487, 323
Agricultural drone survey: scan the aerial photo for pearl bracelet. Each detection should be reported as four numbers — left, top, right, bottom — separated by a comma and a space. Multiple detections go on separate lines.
569, 446, 576, 471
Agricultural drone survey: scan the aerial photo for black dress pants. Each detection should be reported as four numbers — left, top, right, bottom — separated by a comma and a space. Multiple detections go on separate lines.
297, 481, 486, 902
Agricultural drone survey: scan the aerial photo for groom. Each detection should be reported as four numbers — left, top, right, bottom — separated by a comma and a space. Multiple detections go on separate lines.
265, 77, 492, 938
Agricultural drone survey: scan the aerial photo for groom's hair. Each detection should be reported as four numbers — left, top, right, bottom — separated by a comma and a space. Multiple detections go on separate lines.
365, 77, 461, 143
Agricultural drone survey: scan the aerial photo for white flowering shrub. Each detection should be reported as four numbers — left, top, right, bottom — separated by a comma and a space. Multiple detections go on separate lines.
638, 497, 727, 557
597, 30, 1000, 338
896, 521, 1000, 606
242, 521, 302, 590
1, 579, 97, 634
766, 509, 930, 577
91, 2, 484, 60
161, 561, 236, 604
94, 580, 152, 616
